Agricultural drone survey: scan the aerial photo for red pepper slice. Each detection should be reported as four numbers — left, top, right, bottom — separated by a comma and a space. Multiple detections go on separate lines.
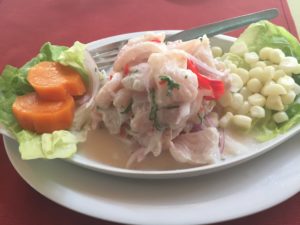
187, 59, 224, 100
149, 38, 162, 43
123, 64, 130, 76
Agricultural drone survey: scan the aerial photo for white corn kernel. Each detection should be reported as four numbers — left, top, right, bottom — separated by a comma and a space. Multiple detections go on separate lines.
248, 93, 266, 106
231, 93, 244, 110
240, 87, 252, 99
212, 46, 223, 58
277, 75, 295, 91
219, 112, 233, 128
238, 101, 251, 115
229, 63, 238, 73
218, 91, 233, 107
236, 68, 250, 84
250, 105, 265, 118
261, 83, 287, 96
269, 49, 285, 64
294, 64, 300, 74
230, 41, 248, 56
262, 66, 275, 82
273, 70, 286, 81
249, 67, 264, 80
294, 83, 300, 95
230, 73, 244, 92
253, 61, 267, 68
281, 90, 296, 105
232, 115, 252, 130
259, 47, 273, 60
279, 56, 298, 75
247, 78, 263, 93
265, 95, 284, 111
273, 111, 289, 123
244, 52, 259, 64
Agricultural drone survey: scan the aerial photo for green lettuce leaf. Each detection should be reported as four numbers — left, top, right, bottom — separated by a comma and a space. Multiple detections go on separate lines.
252, 110, 279, 142
235, 20, 300, 61
17, 130, 77, 159
230, 21, 300, 141
253, 96, 300, 141
0, 41, 88, 159
221, 52, 250, 69
58, 41, 89, 84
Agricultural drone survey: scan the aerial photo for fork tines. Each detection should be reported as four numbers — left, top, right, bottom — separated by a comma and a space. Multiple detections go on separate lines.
89, 40, 127, 71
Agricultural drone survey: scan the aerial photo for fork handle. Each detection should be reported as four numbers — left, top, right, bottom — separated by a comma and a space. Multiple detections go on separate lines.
165, 8, 279, 42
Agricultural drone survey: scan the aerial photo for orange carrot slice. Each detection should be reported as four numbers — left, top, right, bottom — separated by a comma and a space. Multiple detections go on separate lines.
28, 61, 86, 101
12, 92, 75, 133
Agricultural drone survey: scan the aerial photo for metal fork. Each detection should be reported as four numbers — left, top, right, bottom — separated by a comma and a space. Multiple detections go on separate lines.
88, 8, 278, 71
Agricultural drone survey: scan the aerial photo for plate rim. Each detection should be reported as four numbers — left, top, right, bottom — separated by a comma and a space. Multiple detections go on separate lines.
4, 133, 300, 225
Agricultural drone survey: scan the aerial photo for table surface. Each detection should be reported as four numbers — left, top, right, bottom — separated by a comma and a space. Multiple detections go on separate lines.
1, 0, 300, 225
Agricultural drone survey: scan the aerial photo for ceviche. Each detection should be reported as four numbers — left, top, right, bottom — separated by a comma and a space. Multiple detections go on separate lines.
1, 20, 300, 169
92, 21, 300, 167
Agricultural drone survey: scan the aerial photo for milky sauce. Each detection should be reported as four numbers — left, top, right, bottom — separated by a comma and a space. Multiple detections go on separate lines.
77, 128, 257, 171
78, 129, 195, 170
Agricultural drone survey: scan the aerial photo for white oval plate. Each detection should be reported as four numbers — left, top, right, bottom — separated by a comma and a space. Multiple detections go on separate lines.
4, 132, 300, 225
63, 31, 300, 179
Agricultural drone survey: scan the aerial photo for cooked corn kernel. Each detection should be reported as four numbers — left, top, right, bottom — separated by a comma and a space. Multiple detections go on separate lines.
247, 78, 262, 93
212, 46, 223, 58
273, 70, 286, 81
265, 95, 284, 111
230, 41, 248, 56
230, 73, 244, 92
269, 49, 285, 64
279, 57, 298, 75
273, 111, 289, 123
219, 112, 233, 128
281, 90, 296, 105
231, 93, 244, 110
238, 101, 251, 115
261, 83, 287, 96
262, 66, 275, 82
259, 47, 273, 60
249, 67, 264, 80
244, 52, 259, 64
294, 83, 300, 95
248, 93, 266, 106
277, 75, 295, 91
236, 68, 250, 84
250, 105, 265, 118
232, 115, 252, 130
253, 61, 267, 68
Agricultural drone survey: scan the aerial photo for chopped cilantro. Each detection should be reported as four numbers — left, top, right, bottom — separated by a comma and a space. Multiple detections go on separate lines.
164, 105, 179, 109
149, 89, 161, 130
159, 75, 180, 96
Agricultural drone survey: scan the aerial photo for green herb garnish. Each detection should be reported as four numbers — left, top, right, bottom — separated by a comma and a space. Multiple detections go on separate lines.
149, 89, 161, 130
159, 75, 180, 96
164, 105, 179, 109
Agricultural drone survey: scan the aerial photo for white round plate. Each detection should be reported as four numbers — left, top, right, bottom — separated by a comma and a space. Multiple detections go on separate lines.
64, 31, 300, 179
4, 132, 300, 225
